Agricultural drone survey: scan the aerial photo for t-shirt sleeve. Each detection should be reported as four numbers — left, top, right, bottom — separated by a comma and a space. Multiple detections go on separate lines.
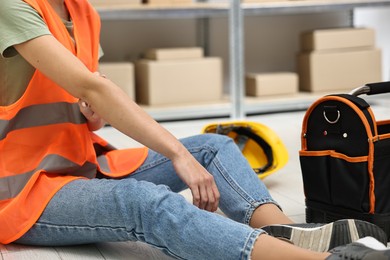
0, 0, 51, 58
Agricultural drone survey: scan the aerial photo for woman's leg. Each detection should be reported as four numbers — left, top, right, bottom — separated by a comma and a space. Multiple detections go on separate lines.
15, 178, 262, 259
14, 134, 385, 259
126, 133, 388, 252
129, 133, 291, 227
252, 235, 330, 259
15, 178, 333, 260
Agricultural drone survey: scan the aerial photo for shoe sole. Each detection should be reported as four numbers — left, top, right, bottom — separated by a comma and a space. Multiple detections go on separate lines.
261, 219, 388, 252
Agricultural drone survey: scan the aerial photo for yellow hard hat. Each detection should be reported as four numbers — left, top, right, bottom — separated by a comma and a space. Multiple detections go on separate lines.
202, 121, 289, 180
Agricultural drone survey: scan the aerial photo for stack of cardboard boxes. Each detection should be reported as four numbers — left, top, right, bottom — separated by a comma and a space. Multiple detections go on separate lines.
298, 27, 382, 93
99, 48, 223, 107
135, 47, 223, 106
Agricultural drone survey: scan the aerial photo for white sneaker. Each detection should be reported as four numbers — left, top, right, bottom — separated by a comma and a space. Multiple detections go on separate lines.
261, 219, 388, 252
327, 237, 390, 260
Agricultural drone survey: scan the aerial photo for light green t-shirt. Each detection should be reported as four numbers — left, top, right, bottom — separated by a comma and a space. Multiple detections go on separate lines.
0, 0, 51, 106
0, 0, 103, 106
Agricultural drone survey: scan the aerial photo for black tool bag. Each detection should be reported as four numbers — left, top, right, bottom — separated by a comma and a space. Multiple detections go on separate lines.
299, 82, 390, 240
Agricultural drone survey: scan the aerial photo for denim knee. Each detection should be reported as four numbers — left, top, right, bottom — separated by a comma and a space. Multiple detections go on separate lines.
193, 133, 238, 156
201, 133, 235, 148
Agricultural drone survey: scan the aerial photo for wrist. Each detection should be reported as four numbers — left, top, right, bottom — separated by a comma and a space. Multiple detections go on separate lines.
168, 142, 190, 162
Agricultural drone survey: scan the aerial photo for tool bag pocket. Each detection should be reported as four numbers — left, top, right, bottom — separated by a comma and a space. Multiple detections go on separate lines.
300, 150, 370, 213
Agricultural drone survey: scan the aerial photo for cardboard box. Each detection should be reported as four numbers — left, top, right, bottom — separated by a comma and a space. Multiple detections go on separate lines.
246, 72, 298, 96
135, 58, 222, 105
99, 62, 135, 100
145, 48, 203, 61
298, 48, 382, 92
301, 28, 376, 51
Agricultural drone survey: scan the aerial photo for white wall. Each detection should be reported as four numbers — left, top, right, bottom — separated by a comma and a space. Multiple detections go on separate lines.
355, 7, 390, 81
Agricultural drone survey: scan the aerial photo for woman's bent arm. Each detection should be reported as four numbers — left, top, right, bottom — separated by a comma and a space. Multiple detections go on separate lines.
14, 35, 220, 212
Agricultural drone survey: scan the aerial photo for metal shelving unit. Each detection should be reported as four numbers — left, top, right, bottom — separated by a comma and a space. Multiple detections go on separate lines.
97, 3, 228, 20
234, 0, 390, 119
95, 0, 390, 121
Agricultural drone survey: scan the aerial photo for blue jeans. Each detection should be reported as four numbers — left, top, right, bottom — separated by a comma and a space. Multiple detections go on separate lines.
16, 134, 279, 260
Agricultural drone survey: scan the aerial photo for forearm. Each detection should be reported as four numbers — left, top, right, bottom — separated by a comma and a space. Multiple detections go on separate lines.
83, 77, 188, 159
15, 35, 187, 160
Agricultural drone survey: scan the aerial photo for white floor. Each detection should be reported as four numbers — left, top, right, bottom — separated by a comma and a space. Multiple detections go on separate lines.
1, 99, 389, 259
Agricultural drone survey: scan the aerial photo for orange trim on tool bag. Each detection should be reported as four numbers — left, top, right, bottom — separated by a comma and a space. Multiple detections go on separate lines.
301, 95, 376, 214
368, 136, 375, 213
367, 107, 378, 137
300, 97, 320, 151
377, 133, 390, 140
377, 120, 390, 126
299, 150, 368, 163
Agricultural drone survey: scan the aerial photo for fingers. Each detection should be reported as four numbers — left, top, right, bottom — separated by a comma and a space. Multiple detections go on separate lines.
79, 100, 90, 109
78, 99, 93, 116
199, 184, 208, 210
190, 173, 220, 212
209, 181, 220, 212
78, 99, 100, 122
171, 154, 220, 212
191, 187, 201, 209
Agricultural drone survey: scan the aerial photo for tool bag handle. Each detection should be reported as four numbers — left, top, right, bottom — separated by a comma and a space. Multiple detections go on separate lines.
349, 81, 390, 96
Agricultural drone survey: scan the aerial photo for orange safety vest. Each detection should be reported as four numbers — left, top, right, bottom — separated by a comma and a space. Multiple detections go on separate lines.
0, 0, 148, 244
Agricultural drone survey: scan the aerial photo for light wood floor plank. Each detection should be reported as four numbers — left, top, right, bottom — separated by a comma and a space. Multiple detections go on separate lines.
1, 244, 60, 260
96, 241, 174, 260
55, 244, 105, 259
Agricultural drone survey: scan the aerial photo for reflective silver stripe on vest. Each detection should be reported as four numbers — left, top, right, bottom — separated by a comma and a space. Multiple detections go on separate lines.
0, 102, 86, 141
97, 155, 110, 173
0, 154, 97, 200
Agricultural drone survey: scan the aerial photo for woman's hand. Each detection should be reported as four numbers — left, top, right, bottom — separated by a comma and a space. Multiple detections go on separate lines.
171, 151, 220, 212
78, 99, 105, 131
77, 72, 106, 131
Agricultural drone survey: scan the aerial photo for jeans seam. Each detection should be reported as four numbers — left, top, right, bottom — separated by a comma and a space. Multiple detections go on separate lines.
34, 222, 136, 235
135, 157, 170, 172
241, 229, 265, 260
188, 145, 218, 169
243, 200, 280, 225
32, 222, 184, 259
